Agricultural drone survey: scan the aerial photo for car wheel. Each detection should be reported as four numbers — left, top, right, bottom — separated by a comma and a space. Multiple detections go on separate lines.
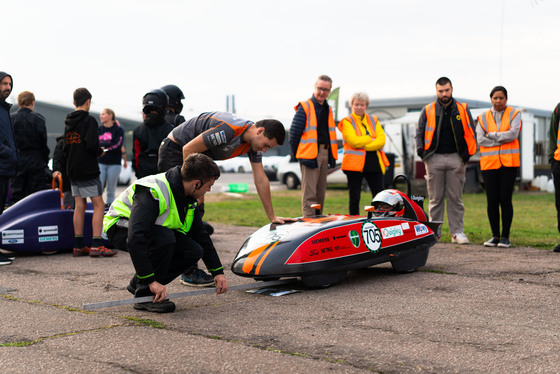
285, 173, 300, 189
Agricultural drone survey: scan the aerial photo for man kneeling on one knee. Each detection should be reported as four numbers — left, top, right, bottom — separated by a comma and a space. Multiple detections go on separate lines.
103, 153, 228, 313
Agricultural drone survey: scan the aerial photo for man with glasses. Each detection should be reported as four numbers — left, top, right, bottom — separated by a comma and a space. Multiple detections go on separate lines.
158, 111, 293, 286
289, 75, 338, 217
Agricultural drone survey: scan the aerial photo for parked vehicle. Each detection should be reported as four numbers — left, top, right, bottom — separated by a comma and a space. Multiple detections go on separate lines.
215, 157, 252, 173
276, 151, 346, 190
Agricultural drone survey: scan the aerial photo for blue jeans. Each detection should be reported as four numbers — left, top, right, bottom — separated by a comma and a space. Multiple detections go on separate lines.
99, 163, 121, 205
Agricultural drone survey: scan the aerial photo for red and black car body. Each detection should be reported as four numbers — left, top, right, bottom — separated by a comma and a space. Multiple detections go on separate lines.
232, 177, 440, 287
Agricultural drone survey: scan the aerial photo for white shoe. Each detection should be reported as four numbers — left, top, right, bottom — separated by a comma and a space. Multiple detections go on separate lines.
452, 232, 470, 244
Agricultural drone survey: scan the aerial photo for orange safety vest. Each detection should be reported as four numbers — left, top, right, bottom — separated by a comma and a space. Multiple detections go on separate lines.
423, 101, 477, 156
338, 114, 390, 173
478, 107, 521, 170
294, 99, 338, 160
555, 116, 560, 161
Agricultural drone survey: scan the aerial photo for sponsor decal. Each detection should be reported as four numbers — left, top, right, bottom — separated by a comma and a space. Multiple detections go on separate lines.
381, 225, 404, 239
208, 133, 218, 147
311, 237, 330, 245
38, 225, 58, 235
361, 222, 382, 252
401, 222, 410, 230
309, 248, 320, 257
2, 238, 23, 244
333, 245, 350, 251
39, 236, 59, 242
333, 234, 346, 240
219, 131, 227, 144
266, 231, 286, 242
349, 230, 360, 248
2, 229, 24, 239
310, 245, 348, 257
414, 224, 429, 235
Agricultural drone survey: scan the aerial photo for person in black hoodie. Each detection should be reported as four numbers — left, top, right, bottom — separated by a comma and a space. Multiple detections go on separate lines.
133, 89, 173, 179
62, 88, 117, 258
52, 135, 74, 209
9, 91, 50, 204
0, 71, 17, 266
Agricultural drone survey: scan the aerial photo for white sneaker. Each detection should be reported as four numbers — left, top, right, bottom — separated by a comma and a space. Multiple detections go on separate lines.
452, 232, 470, 244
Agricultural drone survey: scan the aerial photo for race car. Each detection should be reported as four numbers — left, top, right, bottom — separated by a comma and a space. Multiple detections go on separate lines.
231, 175, 441, 287
0, 179, 103, 254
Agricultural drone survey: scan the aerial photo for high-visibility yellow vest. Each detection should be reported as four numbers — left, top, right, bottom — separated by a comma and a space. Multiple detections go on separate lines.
338, 113, 390, 173
478, 107, 521, 170
103, 173, 196, 234
294, 99, 338, 160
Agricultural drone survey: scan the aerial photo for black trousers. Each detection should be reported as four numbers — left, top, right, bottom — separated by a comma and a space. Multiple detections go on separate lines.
552, 160, 560, 233
0, 177, 9, 214
157, 138, 183, 173
108, 225, 201, 287
481, 166, 518, 238
344, 170, 384, 216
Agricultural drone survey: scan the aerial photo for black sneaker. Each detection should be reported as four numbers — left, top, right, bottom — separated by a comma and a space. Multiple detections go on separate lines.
497, 237, 511, 248
483, 237, 500, 247
133, 300, 175, 313
180, 268, 214, 287
0, 252, 13, 266
127, 276, 138, 295
553, 244, 560, 253
0, 252, 15, 261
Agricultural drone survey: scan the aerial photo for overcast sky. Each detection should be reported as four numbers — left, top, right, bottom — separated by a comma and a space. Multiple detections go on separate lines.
3, 0, 559, 125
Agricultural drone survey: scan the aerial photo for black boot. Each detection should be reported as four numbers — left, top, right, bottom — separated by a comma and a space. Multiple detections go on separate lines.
132, 281, 175, 313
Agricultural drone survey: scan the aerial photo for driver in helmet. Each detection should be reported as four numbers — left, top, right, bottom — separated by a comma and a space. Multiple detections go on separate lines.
132, 89, 174, 179
372, 189, 405, 217
161, 84, 186, 127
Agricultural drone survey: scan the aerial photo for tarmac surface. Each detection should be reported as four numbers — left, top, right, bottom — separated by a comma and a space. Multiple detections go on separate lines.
1, 222, 560, 373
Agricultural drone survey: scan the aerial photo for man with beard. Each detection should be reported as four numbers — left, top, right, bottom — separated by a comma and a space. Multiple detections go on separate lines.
158, 111, 293, 286
0, 71, 17, 265
104, 153, 228, 313
415, 77, 477, 243
133, 89, 173, 179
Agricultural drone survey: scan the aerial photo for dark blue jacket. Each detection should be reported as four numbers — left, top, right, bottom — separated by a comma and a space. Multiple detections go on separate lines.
0, 71, 18, 178
11, 107, 49, 172
289, 95, 335, 168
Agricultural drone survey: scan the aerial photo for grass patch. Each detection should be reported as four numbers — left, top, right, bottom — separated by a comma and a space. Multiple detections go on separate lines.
420, 269, 457, 275
204, 189, 557, 249
122, 316, 167, 329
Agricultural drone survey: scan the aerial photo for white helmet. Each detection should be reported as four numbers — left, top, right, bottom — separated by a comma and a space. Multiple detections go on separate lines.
371, 189, 405, 217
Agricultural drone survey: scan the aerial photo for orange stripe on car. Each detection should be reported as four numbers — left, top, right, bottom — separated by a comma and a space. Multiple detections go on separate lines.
241, 244, 269, 274
255, 241, 279, 275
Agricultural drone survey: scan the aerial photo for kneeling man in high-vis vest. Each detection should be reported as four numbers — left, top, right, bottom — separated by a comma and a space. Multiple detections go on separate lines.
103, 153, 227, 313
